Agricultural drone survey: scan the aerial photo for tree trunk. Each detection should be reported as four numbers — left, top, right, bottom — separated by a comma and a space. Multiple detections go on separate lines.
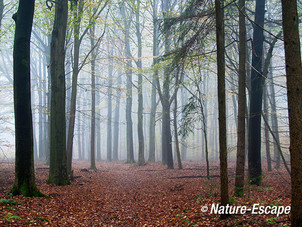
107, 45, 113, 162
66, 0, 84, 172
248, 0, 265, 186
112, 73, 121, 161
47, 0, 69, 186
148, 0, 159, 163
96, 86, 101, 161
38, 59, 45, 161
136, 0, 145, 166
215, 0, 229, 219
90, 19, 97, 170
11, 0, 43, 196
281, 0, 302, 225
161, 0, 173, 169
268, 65, 280, 169
173, 96, 182, 169
263, 85, 272, 171
77, 97, 82, 160
120, 3, 134, 163
180, 86, 187, 161
234, 0, 246, 197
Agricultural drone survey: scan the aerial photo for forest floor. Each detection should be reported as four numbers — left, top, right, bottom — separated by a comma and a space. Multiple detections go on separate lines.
0, 161, 291, 226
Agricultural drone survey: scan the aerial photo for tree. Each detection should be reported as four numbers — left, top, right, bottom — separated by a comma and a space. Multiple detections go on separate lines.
90, 12, 97, 170
107, 44, 113, 162
157, 0, 174, 169
268, 64, 280, 169
234, 0, 246, 197
215, 0, 229, 219
281, 0, 302, 225
263, 85, 272, 171
148, 0, 159, 163
248, 0, 265, 186
173, 94, 182, 169
112, 72, 121, 161
66, 0, 84, 172
136, 0, 145, 166
11, 0, 43, 197
120, 2, 135, 163
47, 0, 70, 186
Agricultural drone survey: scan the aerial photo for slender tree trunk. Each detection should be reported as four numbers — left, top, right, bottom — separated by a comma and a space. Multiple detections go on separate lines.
180, 86, 187, 161
96, 86, 101, 161
234, 0, 246, 197
215, 0, 229, 219
173, 96, 182, 169
38, 58, 45, 161
113, 73, 121, 161
263, 85, 272, 171
107, 45, 113, 162
77, 98, 82, 160
201, 104, 209, 179
136, 0, 145, 166
268, 65, 280, 169
66, 0, 84, 172
44, 41, 51, 165
281, 0, 302, 225
47, 0, 70, 186
161, 0, 173, 169
90, 20, 97, 170
202, 76, 209, 178
148, 0, 159, 163
11, 0, 43, 196
95, 49, 101, 161
120, 3, 134, 163
248, 0, 265, 186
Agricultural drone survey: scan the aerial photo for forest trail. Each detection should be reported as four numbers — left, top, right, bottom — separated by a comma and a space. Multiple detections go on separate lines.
0, 161, 291, 226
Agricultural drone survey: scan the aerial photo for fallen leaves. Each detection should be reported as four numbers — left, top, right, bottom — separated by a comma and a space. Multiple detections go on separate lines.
0, 161, 291, 226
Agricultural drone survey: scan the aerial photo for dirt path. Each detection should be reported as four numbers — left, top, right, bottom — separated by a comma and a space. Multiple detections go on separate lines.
0, 161, 291, 226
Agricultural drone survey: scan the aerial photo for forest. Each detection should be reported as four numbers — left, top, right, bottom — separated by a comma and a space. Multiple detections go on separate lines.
0, 0, 302, 226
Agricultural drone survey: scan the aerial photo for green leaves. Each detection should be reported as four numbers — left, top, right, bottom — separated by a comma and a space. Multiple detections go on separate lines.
179, 96, 199, 138
0, 199, 22, 206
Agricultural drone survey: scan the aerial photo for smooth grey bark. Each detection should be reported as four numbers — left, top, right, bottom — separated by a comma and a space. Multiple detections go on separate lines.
136, 0, 145, 166
77, 97, 82, 160
112, 73, 121, 161
120, 3, 134, 163
148, 0, 159, 163
107, 45, 113, 162
66, 0, 84, 172
90, 19, 97, 170
96, 77, 101, 161
38, 56, 45, 161
47, 0, 70, 186
268, 65, 280, 169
